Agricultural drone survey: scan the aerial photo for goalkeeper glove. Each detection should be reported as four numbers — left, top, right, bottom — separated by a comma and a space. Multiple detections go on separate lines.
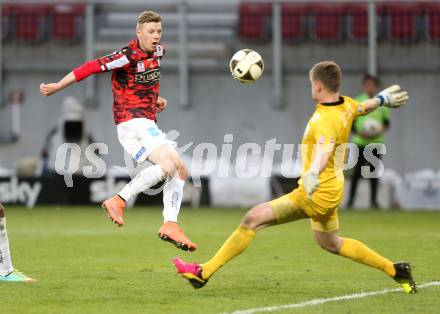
376, 85, 409, 108
302, 169, 319, 197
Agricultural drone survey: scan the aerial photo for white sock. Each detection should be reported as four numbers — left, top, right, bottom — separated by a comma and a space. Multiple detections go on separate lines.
0, 218, 14, 276
163, 177, 185, 223
119, 165, 165, 202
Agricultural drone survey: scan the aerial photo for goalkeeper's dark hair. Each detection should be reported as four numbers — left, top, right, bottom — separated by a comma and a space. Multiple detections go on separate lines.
137, 11, 161, 26
309, 61, 341, 93
362, 73, 380, 86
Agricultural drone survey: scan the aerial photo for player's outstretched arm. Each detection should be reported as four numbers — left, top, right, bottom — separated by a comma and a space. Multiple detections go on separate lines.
40, 72, 76, 96
359, 85, 409, 115
40, 49, 132, 97
40, 58, 102, 97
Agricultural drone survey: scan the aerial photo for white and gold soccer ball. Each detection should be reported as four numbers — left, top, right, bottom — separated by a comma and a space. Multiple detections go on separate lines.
229, 49, 264, 83
363, 119, 383, 137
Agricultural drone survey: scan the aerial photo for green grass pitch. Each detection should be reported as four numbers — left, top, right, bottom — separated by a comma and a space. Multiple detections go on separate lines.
1, 206, 440, 313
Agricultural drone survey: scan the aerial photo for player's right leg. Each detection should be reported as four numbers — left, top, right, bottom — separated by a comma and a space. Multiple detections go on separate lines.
173, 191, 309, 289
102, 164, 165, 227
0, 203, 34, 282
312, 216, 416, 293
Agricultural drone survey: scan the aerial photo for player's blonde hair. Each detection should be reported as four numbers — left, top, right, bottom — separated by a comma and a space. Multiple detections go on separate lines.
309, 61, 341, 93
137, 11, 162, 26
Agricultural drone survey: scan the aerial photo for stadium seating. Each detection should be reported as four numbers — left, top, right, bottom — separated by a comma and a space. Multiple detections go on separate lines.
346, 3, 388, 42
384, 3, 422, 43
238, 3, 272, 40
309, 3, 347, 42
51, 4, 85, 43
3, 3, 85, 44
281, 4, 309, 41
347, 4, 369, 41
2, 2, 440, 45
424, 3, 440, 42
10, 4, 50, 43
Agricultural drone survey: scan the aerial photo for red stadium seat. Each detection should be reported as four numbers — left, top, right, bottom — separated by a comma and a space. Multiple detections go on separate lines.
424, 3, 440, 42
11, 4, 50, 43
51, 4, 85, 42
347, 3, 387, 42
281, 4, 308, 41
310, 4, 347, 42
384, 3, 422, 43
347, 4, 368, 41
238, 3, 272, 40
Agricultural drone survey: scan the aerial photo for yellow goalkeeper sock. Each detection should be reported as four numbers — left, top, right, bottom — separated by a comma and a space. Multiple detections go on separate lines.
339, 237, 396, 277
202, 225, 256, 279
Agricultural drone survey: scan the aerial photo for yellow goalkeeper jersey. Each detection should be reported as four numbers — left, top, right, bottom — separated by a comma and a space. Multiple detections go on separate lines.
299, 96, 362, 209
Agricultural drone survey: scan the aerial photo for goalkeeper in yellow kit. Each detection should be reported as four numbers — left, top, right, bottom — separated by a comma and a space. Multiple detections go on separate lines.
173, 61, 416, 293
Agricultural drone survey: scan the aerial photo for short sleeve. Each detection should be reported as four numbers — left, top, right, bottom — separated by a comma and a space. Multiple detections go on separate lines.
96, 47, 133, 72
352, 99, 366, 118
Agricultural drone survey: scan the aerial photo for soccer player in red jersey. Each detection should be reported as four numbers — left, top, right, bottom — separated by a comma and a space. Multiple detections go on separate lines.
40, 11, 197, 252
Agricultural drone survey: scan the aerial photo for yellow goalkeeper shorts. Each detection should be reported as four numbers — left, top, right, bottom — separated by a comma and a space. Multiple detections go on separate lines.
269, 185, 340, 232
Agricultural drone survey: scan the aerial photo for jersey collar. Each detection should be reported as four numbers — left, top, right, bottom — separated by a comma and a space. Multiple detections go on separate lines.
131, 39, 153, 56
319, 96, 345, 106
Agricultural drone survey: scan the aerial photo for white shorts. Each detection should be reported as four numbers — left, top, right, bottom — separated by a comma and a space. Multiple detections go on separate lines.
117, 118, 176, 164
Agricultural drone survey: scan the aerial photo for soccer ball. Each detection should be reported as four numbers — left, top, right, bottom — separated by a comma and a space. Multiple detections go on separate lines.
229, 49, 264, 83
363, 119, 383, 137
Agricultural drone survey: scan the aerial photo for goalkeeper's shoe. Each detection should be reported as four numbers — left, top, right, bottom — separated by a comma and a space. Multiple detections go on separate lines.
102, 194, 126, 227
172, 257, 207, 289
0, 270, 34, 282
393, 262, 417, 294
158, 222, 197, 252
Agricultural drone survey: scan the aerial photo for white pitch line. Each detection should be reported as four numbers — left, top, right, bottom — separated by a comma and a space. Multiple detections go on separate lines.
226, 281, 440, 314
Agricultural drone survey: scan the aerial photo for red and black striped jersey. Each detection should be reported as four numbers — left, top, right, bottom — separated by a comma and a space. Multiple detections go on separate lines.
74, 39, 164, 125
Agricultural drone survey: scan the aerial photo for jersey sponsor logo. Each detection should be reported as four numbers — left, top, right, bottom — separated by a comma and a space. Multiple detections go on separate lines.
147, 127, 160, 137
106, 55, 130, 70
154, 44, 164, 57
134, 147, 146, 162
137, 61, 145, 73
357, 103, 366, 115
0, 176, 42, 208
134, 68, 161, 84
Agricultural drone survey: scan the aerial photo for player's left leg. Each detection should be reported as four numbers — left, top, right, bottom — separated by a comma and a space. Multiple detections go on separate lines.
312, 212, 416, 293
173, 190, 310, 288
103, 119, 168, 227
0, 203, 34, 282
173, 202, 276, 288
148, 144, 197, 252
